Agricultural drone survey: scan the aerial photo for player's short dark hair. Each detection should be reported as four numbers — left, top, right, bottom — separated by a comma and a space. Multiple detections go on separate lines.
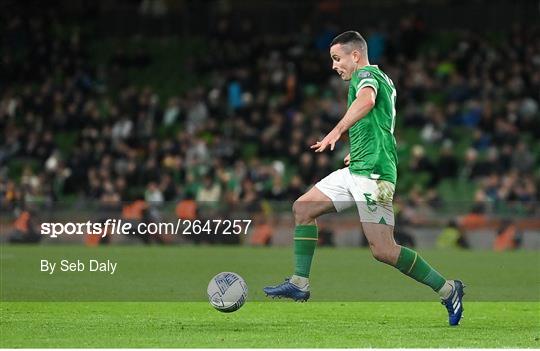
330, 31, 367, 55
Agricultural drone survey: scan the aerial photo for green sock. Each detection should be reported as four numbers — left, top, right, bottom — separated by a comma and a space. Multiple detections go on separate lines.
293, 225, 318, 278
395, 246, 446, 292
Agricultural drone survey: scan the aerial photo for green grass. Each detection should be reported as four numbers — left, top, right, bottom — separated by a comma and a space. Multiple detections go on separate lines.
1, 301, 538, 347
2, 246, 538, 301
1, 246, 539, 347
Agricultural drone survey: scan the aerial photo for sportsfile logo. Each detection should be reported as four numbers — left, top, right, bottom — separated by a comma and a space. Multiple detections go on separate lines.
41, 220, 130, 238
40, 219, 252, 238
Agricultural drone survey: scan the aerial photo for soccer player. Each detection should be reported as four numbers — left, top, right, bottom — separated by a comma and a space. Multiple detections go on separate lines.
263, 31, 465, 326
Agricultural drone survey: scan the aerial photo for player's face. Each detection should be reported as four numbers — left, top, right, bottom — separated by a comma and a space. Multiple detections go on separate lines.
330, 44, 358, 81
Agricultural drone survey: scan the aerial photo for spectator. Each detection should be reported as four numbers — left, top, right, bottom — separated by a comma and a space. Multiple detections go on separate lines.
493, 219, 522, 251
163, 97, 181, 126
409, 145, 436, 186
8, 210, 40, 244
145, 181, 164, 205
511, 141, 535, 174
436, 220, 469, 249
196, 175, 222, 203
437, 140, 458, 180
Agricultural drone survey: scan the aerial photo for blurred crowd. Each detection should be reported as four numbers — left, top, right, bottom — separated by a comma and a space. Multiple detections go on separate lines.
1, 11, 539, 221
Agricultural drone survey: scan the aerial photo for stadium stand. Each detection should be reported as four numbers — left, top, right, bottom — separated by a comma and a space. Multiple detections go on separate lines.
1, 1, 538, 247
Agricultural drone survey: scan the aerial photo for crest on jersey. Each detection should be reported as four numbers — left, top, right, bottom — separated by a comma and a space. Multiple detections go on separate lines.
359, 71, 372, 78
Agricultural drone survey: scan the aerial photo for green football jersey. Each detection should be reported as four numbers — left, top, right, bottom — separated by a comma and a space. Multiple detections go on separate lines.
347, 65, 398, 184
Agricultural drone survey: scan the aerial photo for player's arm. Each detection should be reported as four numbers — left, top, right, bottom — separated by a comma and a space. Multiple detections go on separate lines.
334, 87, 376, 134
311, 87, 376, 152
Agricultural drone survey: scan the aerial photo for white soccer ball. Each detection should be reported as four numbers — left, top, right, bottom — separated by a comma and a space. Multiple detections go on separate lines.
207, 272, 248, 313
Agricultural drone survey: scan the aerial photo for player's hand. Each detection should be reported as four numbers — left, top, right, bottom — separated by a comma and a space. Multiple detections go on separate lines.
344, 153, 350, 166
310, 129, 342, 152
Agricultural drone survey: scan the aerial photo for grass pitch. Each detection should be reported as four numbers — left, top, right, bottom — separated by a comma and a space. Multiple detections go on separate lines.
1, 245, 539, 347
2, 301, 538, 347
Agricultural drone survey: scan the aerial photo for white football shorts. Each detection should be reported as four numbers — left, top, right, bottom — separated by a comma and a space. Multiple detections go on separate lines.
315, 167, 395, 226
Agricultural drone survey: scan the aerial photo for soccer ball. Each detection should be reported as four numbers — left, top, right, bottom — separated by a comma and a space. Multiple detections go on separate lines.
207, 272, 248, 313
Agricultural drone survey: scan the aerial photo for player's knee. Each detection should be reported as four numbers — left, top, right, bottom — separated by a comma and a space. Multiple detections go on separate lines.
370, 244, 398, 265
372, 251, 393, 264
292, 200, 313, 224
371, 248, 388, 264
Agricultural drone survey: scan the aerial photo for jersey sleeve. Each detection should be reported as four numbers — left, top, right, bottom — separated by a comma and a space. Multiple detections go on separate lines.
355, 70, 379, 98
